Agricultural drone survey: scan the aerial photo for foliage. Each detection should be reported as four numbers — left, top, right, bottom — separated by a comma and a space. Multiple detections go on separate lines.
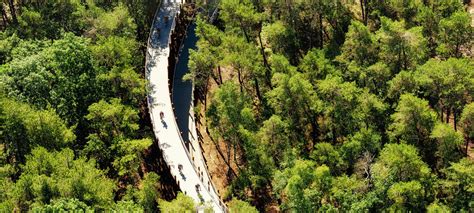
0, 0, 160, 211
0, 98, 75, 166
387, 94, 437, 163
4, 147, 115, 211
228, 198, 258, 213
1, 0, 473, 211
158, 192, 195, 213
437, 11, 473, 58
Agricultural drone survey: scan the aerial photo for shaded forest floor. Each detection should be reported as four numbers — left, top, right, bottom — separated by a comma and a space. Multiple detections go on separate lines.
193, 67, 280, 211
195, 71, 236, 199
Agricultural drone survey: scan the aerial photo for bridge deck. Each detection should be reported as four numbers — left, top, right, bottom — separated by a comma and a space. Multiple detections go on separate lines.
146, 1, 225, 212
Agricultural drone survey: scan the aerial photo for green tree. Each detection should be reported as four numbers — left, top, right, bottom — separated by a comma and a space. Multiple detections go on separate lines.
220, 0, 262, 43
437, 11, 473, 58
31, 198, 93, 212
338, 20, 377, 67
310, 143, 344, 174
84, 98, 140, 171
9, 147, 115, 211
220, 34, 265, 101
158, 192, 195, 213
113, 200, 143, 212
91, 35, 141, 69
16, 1, 86, 39
387, 70, 420, 101
415, 58, 474, 128
136, 172, 160, 212
0, 98, 75, 166
92, 4, 136, 39
261, 21, 298, 63
299, 49, 337, 84
371, 143, 433, 210
1, 33, 100, 125
97, 66, 145, 106
185, 48, 218, 105
388, 94, 437, 163
273, 160, 332, 212
113, 138, 152, 177
256, 115, 291, 167
228, 198, 258, 213
207, 82, 252, 174
317, 76, 362, 141
460, 103, 474, 154
387, 180, 425, 210
341, 128, 382, 171
430, 123, 463, 169
329, 175, 367, 211
267, 73, 321, 145
375, 17, 427, 72
426, 202, 451, 213
440, 158, 474, 210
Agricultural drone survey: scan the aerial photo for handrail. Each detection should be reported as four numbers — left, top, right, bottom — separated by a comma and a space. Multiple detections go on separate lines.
172, 12, 228, 211
145, 2, 227, 212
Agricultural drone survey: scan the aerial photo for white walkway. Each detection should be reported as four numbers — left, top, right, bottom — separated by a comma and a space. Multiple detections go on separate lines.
145, 1, 225, 212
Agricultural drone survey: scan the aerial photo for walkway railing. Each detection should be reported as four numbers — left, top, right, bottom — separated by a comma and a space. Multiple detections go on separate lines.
145, 1, 227, 212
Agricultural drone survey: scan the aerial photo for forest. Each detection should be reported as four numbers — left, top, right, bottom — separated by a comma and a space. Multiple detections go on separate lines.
0, 0, 220, 212
189, 0, 474, 212
0, 0, 473, 212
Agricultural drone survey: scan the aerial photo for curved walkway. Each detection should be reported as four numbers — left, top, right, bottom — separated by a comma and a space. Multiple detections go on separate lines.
145, 1, 225, 212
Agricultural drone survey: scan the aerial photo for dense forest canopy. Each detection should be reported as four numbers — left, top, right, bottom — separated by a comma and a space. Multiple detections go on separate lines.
0, 0, 192, 211
189, 0, 474, 212
0, 0, 473, 212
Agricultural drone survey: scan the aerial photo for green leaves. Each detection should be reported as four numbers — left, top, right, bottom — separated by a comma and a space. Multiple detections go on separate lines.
158, 192, 195, 213
228, 198, 258, 213
440, 158, 474, 210
338, 20, 377, 67
375, 17, 428, 72
388, 94, 437, 147
431, 123, 463, 169
0, 98, 75, 165
93, 4, 137, 39
461, 103, 474, 140
9, 147, 115, 210
86, 98, 139, 139
113, 138, 152, 177
136, 172, 160, 212
372, 143, 431, 183
84, 98, 150, 177
437, 11, 473, 58
387, 180, 424, 210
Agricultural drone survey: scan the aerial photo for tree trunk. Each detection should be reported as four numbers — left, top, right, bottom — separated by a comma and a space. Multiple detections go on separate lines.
360, 0, 365, 24
465, 137, 470, 156
1, 5, 8, 28
218, 66, 223, 85
254, 77, 263, 103
453, 111, 457, 131
446, 108, 450, 124
207, 127, 237, 177
402, 48, 408, 71
319, 13, 324, 48
240, 20, 250, 43
237, 67, 244, 93
257, 26, 272, 88
8, 0, 17, 25
204, 78, 209, 111
226, 139, 233, 180
440, 107, 444, 122
233, 142, 238, 168
363, 0, 369, 25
